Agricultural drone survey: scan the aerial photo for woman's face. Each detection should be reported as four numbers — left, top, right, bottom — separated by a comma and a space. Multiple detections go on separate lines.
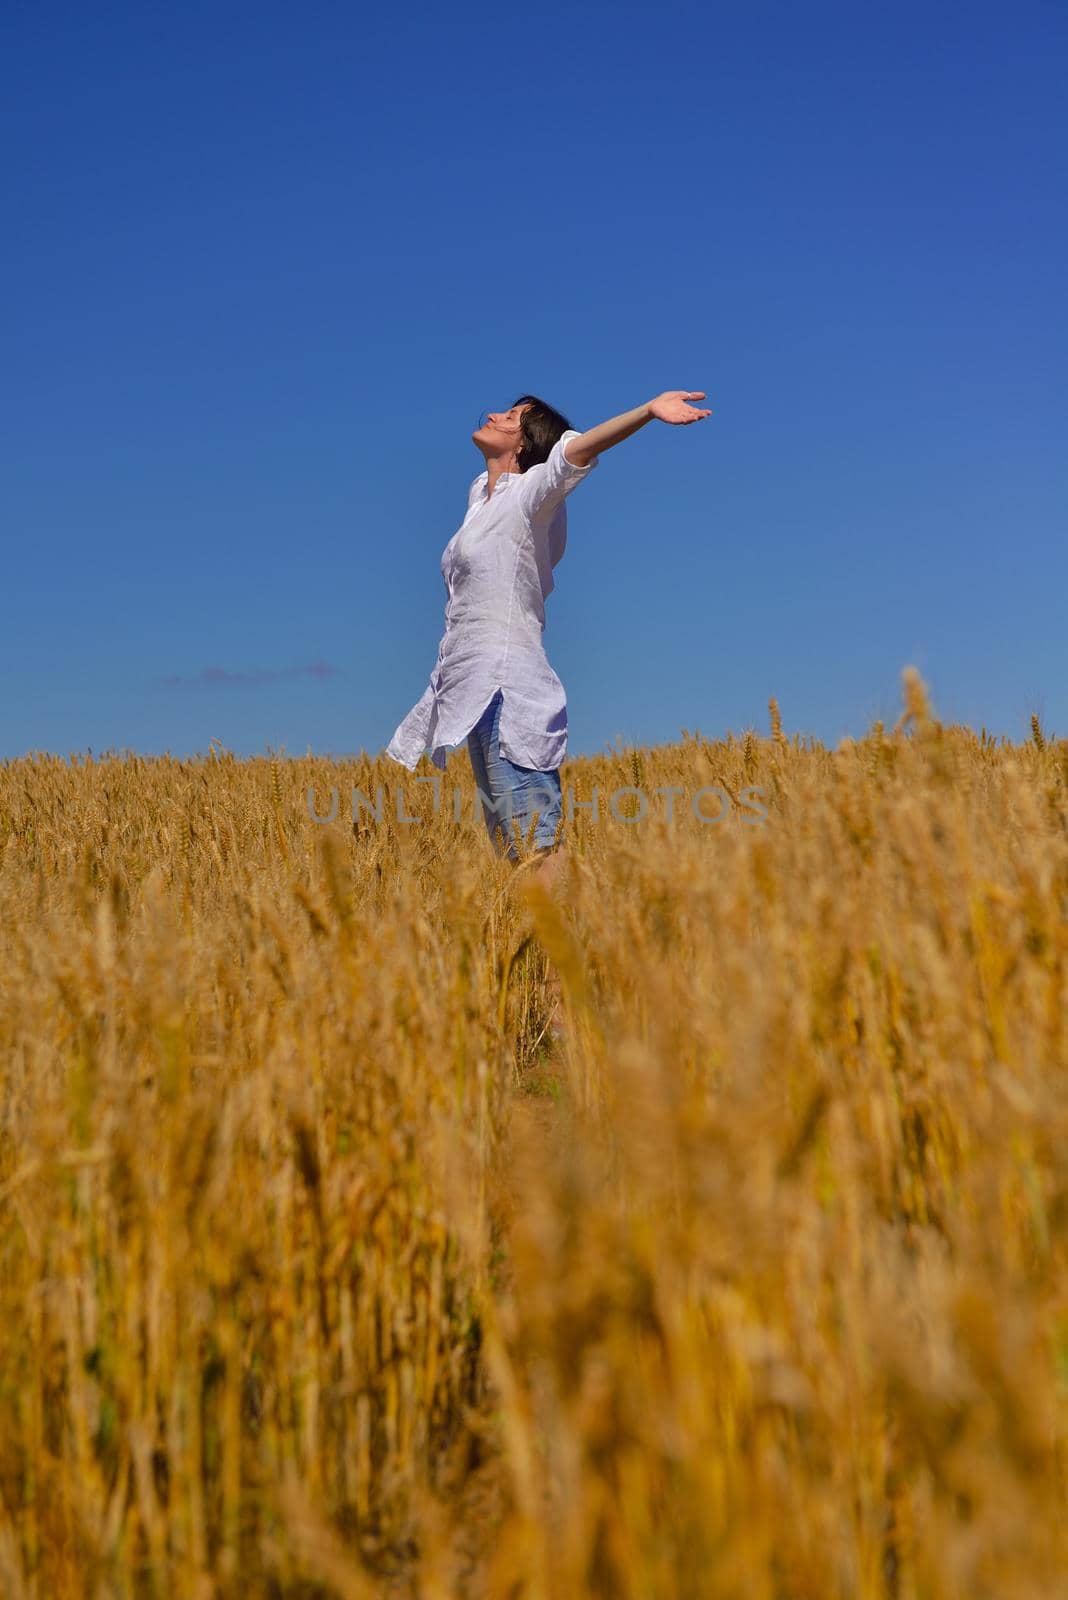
473, 402, 531, 463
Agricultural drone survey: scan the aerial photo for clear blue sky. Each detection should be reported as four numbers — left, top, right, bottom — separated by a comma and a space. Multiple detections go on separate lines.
3, 1, 1065, 762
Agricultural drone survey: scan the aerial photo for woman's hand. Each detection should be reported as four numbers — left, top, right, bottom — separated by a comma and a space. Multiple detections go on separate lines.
648, 390, 712, 424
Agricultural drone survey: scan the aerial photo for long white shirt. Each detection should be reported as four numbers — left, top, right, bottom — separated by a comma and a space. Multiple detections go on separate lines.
385, 428, 599, 772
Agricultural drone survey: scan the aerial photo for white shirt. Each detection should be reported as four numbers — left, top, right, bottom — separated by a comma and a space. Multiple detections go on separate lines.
386, 428, 599, 772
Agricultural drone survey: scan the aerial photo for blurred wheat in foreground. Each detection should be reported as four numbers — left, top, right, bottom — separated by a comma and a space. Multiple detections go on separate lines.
2, 670, 1067, 1599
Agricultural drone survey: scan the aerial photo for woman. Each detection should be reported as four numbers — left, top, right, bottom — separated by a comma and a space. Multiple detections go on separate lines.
385, 389, 712, 892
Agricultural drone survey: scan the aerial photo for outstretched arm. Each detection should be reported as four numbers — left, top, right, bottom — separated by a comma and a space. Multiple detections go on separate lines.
562, 390, 712, 468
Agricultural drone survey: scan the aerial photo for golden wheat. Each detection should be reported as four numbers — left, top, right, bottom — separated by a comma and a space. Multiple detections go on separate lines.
0, 665, 1066, 1597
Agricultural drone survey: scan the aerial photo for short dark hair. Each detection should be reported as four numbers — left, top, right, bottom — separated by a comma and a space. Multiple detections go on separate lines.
511, 394, 574, 473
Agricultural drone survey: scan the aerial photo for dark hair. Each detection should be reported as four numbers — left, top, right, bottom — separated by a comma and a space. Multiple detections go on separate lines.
511, 393, 574, 473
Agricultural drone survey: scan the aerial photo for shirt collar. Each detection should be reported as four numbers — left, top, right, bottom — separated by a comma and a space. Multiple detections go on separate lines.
481, 469, 518, 491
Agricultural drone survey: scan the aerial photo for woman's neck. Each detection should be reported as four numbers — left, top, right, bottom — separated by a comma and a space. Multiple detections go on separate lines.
484, 459, 518, 498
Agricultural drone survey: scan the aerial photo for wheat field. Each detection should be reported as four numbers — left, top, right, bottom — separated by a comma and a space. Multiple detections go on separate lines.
1, 667, 1066, 1598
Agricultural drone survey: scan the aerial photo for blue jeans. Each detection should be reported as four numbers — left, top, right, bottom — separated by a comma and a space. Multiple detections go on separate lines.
466, 689, 563, 860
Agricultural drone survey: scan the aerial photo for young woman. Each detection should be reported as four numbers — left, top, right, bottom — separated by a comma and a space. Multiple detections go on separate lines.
385, 389, 712, 893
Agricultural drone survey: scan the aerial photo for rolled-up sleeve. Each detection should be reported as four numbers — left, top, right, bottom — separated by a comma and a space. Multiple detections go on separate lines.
515, 428, 599, 524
